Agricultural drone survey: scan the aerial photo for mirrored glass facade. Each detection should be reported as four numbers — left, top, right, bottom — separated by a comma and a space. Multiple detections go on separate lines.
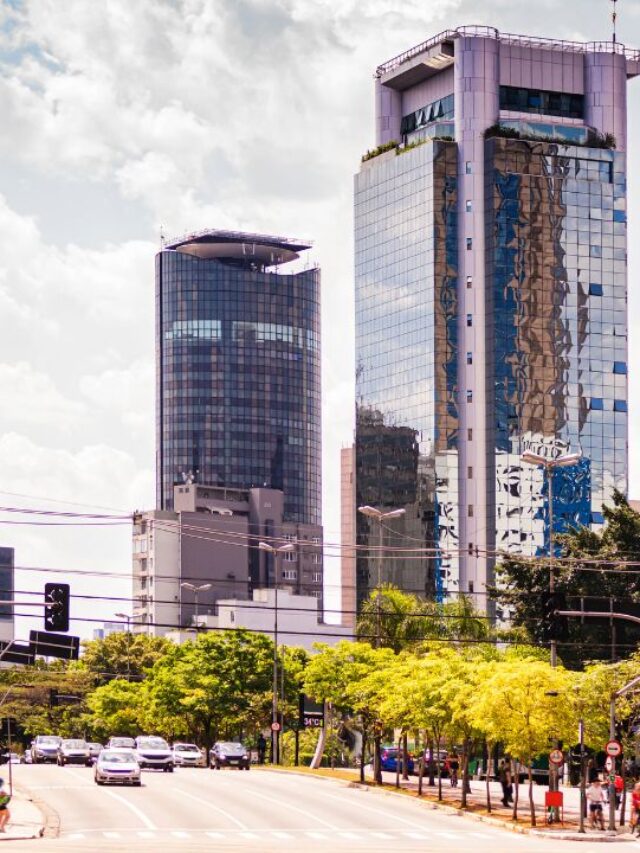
354, 141, 459, 606
156, 246, 321, 524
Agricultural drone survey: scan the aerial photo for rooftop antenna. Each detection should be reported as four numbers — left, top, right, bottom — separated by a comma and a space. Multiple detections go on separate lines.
160, 225, 166, 247
612, 0, 618, 43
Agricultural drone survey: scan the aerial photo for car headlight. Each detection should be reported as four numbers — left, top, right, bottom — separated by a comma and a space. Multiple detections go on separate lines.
219, 753, 226, 759
243, 754, 249, 760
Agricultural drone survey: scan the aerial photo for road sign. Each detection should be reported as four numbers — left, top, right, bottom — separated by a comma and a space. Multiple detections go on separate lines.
271, 722, 281, 732
549, 748, 564, 765
29, 630, 79, 661
606, 740, 622, 757
605, 756, 614, 772
299, 694, 325, 729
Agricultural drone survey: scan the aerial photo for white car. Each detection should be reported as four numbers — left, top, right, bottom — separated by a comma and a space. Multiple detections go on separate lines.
94, 750, 141, 786
172, 743, 206, 767
134, 736, 174, 771
57, 738, 91, 767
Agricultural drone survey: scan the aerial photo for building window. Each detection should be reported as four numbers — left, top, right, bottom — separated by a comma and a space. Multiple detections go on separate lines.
229, 611, 235, 623
466, 276, 472, 288
613, 361, 628, 375
311, 553, 321, 564
283, 551, 297, 562
591, 511, 605, 524
311, 537, 321, 544
467, 428, 473, 441
311, 572, 322, 583
466, 238, 472, 250
499, 84, 584, 119
282, 533, 296, 541
468, 505, 474, 518
467, 466, 473, 479
590, 398, 604, 411
466, 200, 472, 213
466, 314, 473, 327
468, 542, 474, 555
466, 161, 472, 174
614, 399, 628, 412
589, 283, 603, 296
466, 352, 473, 365
468, 580, 474, 593
282, 569, 297, 581
466, 390, 473, 402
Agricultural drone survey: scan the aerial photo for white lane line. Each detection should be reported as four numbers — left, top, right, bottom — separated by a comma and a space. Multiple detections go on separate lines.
339, 832, 360, 840
67, 834, 85, 841
64, 767, 157, 830
240, 831, 260, 840
404, 831, 424, 839
174, 787, 248, 829
171, 831, 190, 838
272, 831, 293, 839
207, 832, 225, 839
470, 832, 491, 838
371, 831, 393, 839
137, 831, 155, 838
241, 787, 339, 830
103, 832, 121, 839
435, 831, 460, 839
306, 831, 328, 840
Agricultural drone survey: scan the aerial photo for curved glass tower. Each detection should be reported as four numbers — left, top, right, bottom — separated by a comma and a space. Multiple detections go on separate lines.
156, 230, 321, 525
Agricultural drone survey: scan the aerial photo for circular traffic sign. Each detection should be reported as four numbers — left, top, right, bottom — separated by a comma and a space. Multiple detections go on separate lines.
549, 748, 564, 766
271, 722, 281, 732
606, 740, 622, 757
605, 756, 614, 772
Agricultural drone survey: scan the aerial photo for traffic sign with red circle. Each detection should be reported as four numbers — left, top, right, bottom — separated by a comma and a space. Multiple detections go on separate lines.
549, 748, 564, 765
271, 722, 281, 732
605, 756, 614, 772
606, 740, 622, 757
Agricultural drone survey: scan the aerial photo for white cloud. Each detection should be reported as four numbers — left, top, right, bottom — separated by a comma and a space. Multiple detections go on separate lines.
0, 361, 87, 432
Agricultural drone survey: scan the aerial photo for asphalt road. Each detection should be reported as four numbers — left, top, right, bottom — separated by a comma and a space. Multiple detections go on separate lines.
8, 763, 634, 852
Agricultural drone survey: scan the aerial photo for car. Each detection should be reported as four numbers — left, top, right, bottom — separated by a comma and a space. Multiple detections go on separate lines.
379, 746, 415, 775
31, 735, 62, 764
134, 736, 174, 771
8, 753, 20, 765
57, 738, 92, 766
106, 736, 136, 750
209, 742, 250, 770
87, 743, 103, 763
172, 743, 206, 768
94, 750, 141, 786
22, 751, 32, 764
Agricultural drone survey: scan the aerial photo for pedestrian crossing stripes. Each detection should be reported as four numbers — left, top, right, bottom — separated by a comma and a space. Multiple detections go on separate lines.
62, 827, 513, 843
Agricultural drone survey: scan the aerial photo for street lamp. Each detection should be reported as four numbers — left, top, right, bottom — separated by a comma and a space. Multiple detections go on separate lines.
521, 450, 582, 668
258, 541, 296, 766
357, 506, 406, 648
114, 612, 133, 680
180, 582, 212, 629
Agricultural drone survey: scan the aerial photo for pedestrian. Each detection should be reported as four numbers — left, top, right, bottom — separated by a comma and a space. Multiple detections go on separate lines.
630, 781, 640, 836
614, 774, 624, 809
257, 733, 266, 765
586, 778, 605, 830
448, 752, 459, 788
0, 779, 10, 833
499, 759, 513, 806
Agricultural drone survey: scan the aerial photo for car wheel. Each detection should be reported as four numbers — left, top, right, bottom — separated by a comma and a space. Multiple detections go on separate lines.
134, 780, 142, 787
168, 766, 174, 773
246, 766, 250, 771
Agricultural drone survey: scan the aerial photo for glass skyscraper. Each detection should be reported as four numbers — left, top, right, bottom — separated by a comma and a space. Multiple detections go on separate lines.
353, 27, 638, 606
156, 230, 321, 525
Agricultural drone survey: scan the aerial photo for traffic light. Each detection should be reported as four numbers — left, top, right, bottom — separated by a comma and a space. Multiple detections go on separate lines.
44, 583, 70, 632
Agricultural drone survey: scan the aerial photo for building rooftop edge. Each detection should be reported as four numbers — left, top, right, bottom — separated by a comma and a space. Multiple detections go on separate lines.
162, 228, 313, 253
376, 25, 640, 78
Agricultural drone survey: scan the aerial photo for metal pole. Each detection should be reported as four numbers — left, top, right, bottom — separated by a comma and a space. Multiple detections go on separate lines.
548, 464, 557, 669
126, 616, 131, 682
376, 519, 383, 648
578, 719, 585, 833
272, 553, 279, 765
6, 718, 11, 797
194, 591, 199, 628
609, 696, 616, 831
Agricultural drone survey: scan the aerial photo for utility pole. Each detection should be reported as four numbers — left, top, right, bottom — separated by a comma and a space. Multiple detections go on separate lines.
114, 612, 132, 680
180, 582, 212, 630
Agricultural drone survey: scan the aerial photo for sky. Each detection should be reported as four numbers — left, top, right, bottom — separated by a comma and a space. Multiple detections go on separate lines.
1, 0, 640, 640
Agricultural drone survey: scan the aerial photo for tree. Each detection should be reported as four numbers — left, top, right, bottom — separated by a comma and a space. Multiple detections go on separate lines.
86, 679, 150, 740
490, 493, 640, 668
472, 658, 578, 825
78, 633, 171, 683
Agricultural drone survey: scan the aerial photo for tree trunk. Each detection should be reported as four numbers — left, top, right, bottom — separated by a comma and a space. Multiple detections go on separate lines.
528, 767, 536, 827
360, 726, 366, 784
428, 737, 435, 786
418, 751, 425, 797
374, 732, 382, 784
461, 739, 471, 809
485, 742, 492, 813
437, 753, 443, 801
395, 734, 401, 788
512, 760, 520, 821
309, 720, 327, 770
402, 731, 409, 781
621, 759, 627, 827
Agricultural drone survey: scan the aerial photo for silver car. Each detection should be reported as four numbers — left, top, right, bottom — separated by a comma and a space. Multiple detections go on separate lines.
134, 736, 174, 771
172, 743, 206, 767
31, 735, 62, 764
57, 739, 91, 767
95, 750, 141, 786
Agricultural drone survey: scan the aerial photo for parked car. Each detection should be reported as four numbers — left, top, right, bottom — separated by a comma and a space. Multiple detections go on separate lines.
134, 736, 174, 771
57, 739, 91, 767
8, 753, 20, 765
172, 743, 206, 767
379, 746, 415, 775
106, 737, 135, 750
31, 735, 62, 764
22, 751, 32, 764
87, 743, 104, 763
210, 742, 250, 770
94, 750, 141, 786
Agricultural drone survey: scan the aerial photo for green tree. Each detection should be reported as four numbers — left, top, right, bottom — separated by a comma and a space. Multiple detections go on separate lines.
78, 633, 171, 682
86, 679, 150, 740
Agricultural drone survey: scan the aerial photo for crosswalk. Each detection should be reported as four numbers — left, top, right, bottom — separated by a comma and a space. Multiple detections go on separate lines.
62, 827, 520, 843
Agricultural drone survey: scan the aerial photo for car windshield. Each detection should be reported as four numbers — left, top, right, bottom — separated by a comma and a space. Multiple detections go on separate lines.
137, 738, 169, 750
218, 743, 245, 753
38, 737, 61, 745
174, 744, 198, 752
110, 738, 134, 747
63, 740, 86, 748
101, 751, 135, 763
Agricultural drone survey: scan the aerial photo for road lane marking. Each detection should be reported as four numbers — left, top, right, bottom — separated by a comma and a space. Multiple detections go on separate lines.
306, 831, 328, 840
103, 832, 121, 839
404, 831, 424, 839
272, 831, 293, 839
371, 832, 393, 839
63, 767, 157, 830
435, 831, 459, 838
171, 831, 190, 838
174, 787, 248, 829
207, 832, 225, 839
339, 831, 360, 840
137, 831, 155, 838
470, 832, 491, 838
240, 786, 339, 830
67, 834, 85, 841
240, 831, 260, 840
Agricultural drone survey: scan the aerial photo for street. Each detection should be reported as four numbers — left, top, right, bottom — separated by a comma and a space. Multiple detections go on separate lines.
7, 763, 637, 852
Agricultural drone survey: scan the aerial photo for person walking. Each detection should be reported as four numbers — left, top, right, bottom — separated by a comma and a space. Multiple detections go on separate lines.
630, 781, 640, 835
586, 778, 606, 830
448, 752, 459, 788
257, 733, 267, 765
0, 779, 11, 833
499, 759, 513, 806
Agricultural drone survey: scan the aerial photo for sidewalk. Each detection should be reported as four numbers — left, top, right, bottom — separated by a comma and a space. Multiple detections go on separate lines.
0, 784, 46, 841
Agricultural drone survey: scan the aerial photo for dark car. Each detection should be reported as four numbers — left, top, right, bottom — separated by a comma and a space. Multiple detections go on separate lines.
210, 741, 250, 770
380, 746, 415, 775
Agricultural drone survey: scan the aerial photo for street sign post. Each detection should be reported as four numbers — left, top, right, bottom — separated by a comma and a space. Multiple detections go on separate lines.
270, 722, 281, 732
549, 748, 564, 766
606, 740, 622, 757
605, 756, 614, 772
29, 631, 79, 661
298, 694, 325, 729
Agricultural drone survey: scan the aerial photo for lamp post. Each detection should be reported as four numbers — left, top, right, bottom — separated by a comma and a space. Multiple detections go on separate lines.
114, 612, 133, 681
180, 582, 212, 629
258, 540, 296, 765
357, 506, 406, 648
521, 450, 582, 668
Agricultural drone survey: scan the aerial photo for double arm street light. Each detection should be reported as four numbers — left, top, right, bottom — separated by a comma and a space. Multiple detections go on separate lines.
114, 612, 135, 681
180, 582, 212, 629
357, 506, 406, 648
258, 541, 296, 765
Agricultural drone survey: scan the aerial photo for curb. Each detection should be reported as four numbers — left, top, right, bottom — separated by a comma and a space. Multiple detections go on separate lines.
261, 768, 633, 842
13, 781, 59, 839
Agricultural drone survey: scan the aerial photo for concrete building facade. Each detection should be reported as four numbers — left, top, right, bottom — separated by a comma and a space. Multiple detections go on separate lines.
0, 548, 14, 644
355, 27, 638, 608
